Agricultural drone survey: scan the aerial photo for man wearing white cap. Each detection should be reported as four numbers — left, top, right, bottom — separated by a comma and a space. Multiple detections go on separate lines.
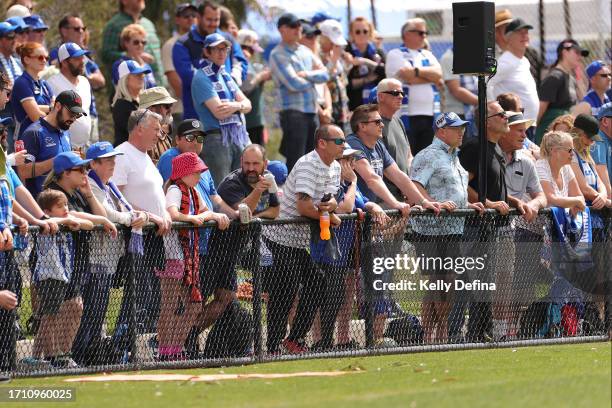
238, 29, 270, 145
319, 19, 351, 134
47, 42, 92, 149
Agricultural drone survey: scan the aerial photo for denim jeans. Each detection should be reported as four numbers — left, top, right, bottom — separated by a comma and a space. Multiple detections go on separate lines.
279, 110, 317, 172
200, 133, 246, 187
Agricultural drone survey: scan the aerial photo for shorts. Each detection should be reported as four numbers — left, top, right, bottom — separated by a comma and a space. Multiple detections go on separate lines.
35, 279, 68, 316
156, 259, 185, 280
199, 228, 240, 298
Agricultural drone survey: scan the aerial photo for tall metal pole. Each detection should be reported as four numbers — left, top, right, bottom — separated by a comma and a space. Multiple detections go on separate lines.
347, 0, 352, 26
370, 0, 377, 29
563, 0, 572, 38
477, 75, 488, 204
538, 0, 545, 87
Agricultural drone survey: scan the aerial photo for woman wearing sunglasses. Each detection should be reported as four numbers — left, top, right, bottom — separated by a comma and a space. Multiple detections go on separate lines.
111, 60, 150, 146
111, 24, 156, 89
345, 16, 385, 111
11, 42, 54, 140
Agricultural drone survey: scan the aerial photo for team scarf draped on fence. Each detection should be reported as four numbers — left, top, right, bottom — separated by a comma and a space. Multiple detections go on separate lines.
175, 180, 202, 303
88, 169, 143, 255
201, 60, 250, 148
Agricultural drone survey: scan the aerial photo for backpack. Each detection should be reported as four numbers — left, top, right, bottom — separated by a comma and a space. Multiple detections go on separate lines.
384, 314, 424, 346
202, 300, 253, 359
519, 299, 562, 339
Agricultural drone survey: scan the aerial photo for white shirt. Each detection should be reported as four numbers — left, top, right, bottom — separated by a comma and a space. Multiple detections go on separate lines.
487, 51, 539, 122
386, 47, 440, 116
47, 73, 92, 147
535, 159, 575, 198
113, 141, 167, 217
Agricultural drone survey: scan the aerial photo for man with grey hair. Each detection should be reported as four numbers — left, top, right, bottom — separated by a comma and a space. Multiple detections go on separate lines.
376, 78, 413, 200
385, 18, 442, 155
113, 108, 172, 334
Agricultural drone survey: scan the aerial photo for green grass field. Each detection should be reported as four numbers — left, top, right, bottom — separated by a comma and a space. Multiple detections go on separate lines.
4, 341, 611, 408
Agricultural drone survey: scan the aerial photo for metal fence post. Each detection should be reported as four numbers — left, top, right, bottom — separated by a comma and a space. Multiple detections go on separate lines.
250, 221, 264, 361
360, 214, 374, 349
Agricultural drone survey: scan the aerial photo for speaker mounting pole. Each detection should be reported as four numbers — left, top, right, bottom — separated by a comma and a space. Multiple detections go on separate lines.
477, 74, 488, 204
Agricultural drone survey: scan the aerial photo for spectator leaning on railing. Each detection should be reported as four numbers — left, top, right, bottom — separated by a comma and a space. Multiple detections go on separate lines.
591, 103, 612, 198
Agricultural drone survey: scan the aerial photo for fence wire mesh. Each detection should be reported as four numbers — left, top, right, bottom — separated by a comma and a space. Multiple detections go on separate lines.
1, 208, 610, 377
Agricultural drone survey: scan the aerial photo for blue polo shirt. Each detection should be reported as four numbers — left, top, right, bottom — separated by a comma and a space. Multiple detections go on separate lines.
22, 118, 71, 197
11, 70, 54, 140
192, 63, 237, 132
6, 166, 21, 196
591, 130, 612, 182
347, 133, 395, 203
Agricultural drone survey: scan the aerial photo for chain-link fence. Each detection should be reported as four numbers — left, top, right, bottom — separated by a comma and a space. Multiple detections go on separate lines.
1, 208, 610, 378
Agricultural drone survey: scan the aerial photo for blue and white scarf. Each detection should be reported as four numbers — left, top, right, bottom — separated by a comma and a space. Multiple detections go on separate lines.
88, 169, 143, 255
351, 42, 380, 104
202, 60, 249, 147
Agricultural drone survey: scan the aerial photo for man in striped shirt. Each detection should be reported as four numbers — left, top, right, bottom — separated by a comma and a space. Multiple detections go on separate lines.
270, 13, 330, 172
264, 124, 343, 354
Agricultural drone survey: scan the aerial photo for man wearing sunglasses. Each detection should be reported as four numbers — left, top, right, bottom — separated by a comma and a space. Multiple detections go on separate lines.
386, 17, 442, 156
48, 42, 93, 150
0, 22, 21, 153
574, 60, 611, 117
17, 90, 85, 198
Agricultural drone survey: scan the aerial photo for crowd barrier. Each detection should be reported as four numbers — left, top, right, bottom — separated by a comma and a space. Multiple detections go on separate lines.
1, 208, 610, 378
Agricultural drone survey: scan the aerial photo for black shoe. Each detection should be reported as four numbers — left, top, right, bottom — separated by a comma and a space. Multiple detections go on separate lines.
0, 375, 10, 383
335, 340, 360, 350
310, 340, 333, 352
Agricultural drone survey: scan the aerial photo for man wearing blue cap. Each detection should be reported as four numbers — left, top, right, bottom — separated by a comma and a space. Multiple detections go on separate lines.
48, 43, 93, 149
192, 32, 252, 187
0, 22, 21, 153
411, 111, 485, 342
592, 103, 612, 197
574, 60, 611, 117
270, 12, 330, 172
6, 16, 30, 49
23, 15, 47, 44
172, 1, 247, 120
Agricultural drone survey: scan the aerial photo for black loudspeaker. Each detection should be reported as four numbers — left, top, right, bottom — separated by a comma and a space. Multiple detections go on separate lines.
452, 1, 495, 75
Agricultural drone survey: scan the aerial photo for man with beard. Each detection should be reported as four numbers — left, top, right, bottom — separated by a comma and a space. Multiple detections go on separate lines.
47, 43, 93, 150
18, 90, 85, 198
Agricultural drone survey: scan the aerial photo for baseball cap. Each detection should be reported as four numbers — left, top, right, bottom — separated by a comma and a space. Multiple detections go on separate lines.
86, 141, 125, 160
6, 5, 30, 19
0, 22, 17, 38
175, 3, 197, 16
277, 13, 301, 29
203, 33, 231, 49
302, 22, 321, 37
504, 18, 533, 34
23, 15, 48, 31
557, 39, 589, 58
53, 151, 91, 174
597, 102, 612, 120
177, 119, 205, 137
341, 143, 361, 158
586, 60, 607, 79
311, 12, 340, 26
319, 19, 347, 46
138, 87, 177, 109
267, 160, 288, 185
573, 114, 602, 141
507, 111, 535, 129
117, 60, 151, 80
57, 42, 91, 62
237, 29, 263, 53
56, 90, 88, 116
171, 152, 208, 181
6, 17, 29, 33
433, 112, 469, 130
495, 9, 513, 28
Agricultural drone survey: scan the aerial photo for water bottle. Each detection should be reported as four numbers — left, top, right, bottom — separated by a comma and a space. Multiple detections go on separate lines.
319, 211, 331, 241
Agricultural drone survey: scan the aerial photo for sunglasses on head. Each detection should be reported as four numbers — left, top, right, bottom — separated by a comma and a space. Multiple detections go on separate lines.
408, 29, 428, 36
322, 137, 345, 145
132, 39, 147, 46
381, 90, 404, 97
354, 29, 369, 35
184, 134, 205, 143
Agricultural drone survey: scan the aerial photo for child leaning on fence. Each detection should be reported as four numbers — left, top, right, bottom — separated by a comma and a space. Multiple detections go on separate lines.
29, 189, 94, 368
157, 152, 216, 361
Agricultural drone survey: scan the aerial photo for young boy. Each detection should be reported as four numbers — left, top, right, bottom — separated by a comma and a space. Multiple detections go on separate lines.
27, 189, 93, 369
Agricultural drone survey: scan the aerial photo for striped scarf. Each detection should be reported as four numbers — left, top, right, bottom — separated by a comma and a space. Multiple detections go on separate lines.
176, 180, 202, 303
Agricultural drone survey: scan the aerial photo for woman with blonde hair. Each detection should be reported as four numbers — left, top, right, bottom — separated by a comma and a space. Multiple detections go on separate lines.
111, 60, 151, 146
536, 131, 585, 215
547, 113, 574, 133
111, 24, 156, 89
345, 16, 385, 110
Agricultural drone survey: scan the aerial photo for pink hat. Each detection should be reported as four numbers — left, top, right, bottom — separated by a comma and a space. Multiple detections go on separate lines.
171, 152, 208, 181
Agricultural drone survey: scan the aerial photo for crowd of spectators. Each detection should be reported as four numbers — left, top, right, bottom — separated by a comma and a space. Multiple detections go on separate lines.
0, 0, 610, 374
